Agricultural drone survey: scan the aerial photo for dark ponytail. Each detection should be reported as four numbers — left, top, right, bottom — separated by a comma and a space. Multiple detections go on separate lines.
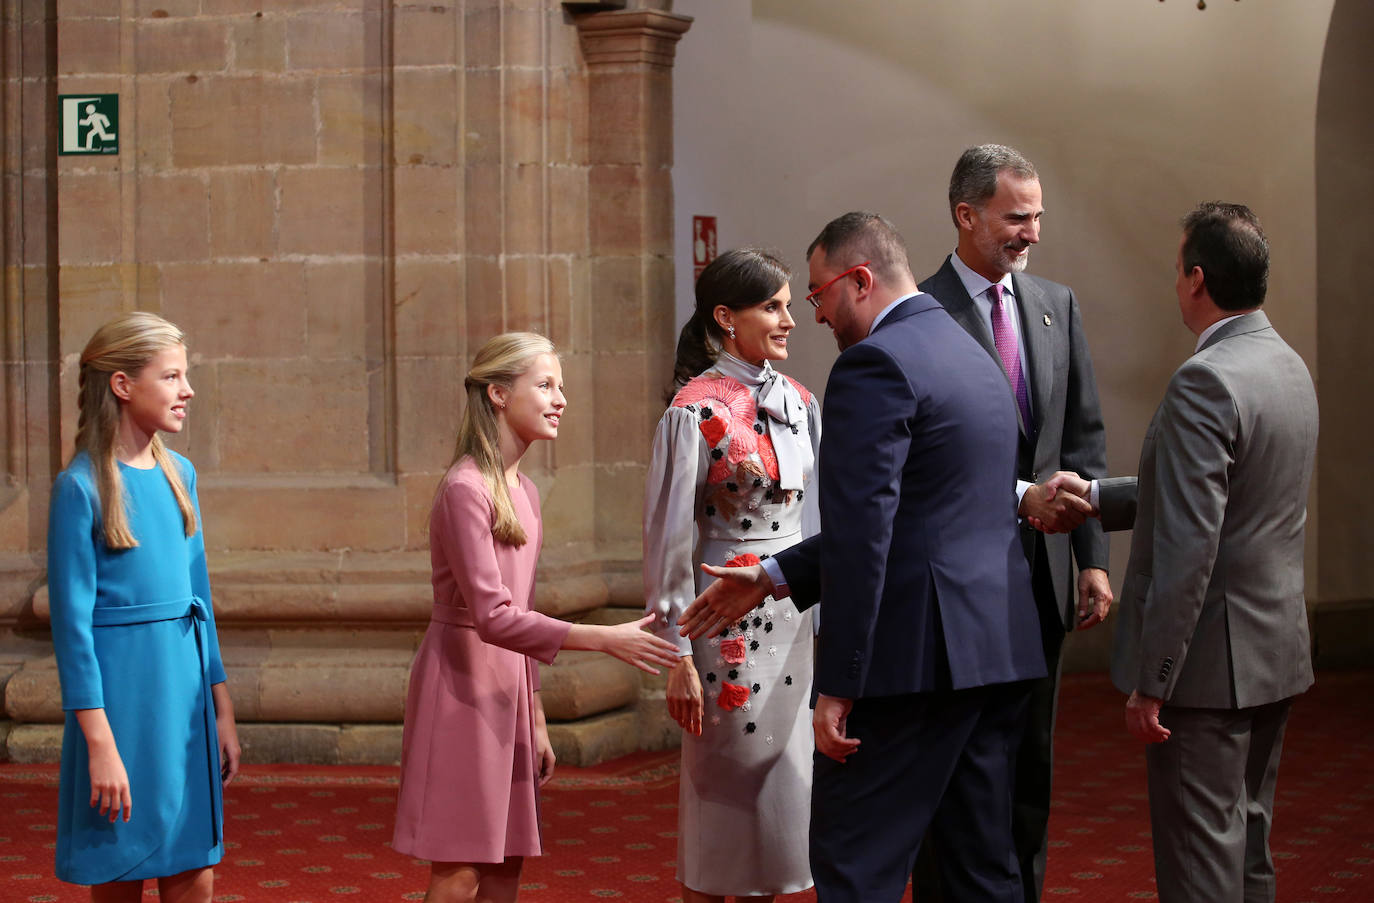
666, 247, 791, 403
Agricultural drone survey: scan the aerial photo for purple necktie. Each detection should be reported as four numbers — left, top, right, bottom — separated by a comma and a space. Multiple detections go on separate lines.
989, 284, 1032, 430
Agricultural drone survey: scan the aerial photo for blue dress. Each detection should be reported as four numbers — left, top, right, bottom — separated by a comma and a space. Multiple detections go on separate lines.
47, 450, 227, 885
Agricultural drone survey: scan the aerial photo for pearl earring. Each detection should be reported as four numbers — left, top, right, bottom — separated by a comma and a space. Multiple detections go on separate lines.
727, 325, 736, 340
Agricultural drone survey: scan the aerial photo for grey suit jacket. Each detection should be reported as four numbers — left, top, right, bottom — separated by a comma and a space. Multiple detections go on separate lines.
1108, 311, 1317, 709
921, 256, 1109, 630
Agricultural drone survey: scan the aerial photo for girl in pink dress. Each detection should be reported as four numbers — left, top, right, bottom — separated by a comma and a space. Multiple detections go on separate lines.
392, 332, 679, 903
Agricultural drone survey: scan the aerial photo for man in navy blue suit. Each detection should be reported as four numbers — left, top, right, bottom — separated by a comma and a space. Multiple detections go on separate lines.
680, 212, 1063, 901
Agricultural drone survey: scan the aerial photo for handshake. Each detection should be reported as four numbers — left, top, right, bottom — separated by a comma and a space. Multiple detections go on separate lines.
1019, 471, 1096, 534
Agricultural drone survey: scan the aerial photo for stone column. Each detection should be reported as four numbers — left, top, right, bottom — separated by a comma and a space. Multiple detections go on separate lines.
574, 8, 690, 564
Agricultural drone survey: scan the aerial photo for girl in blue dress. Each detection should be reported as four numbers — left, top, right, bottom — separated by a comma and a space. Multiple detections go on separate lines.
47, 311, 240, 902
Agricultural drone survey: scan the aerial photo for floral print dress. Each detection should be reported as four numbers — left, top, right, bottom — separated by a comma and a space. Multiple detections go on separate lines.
643, 352, 820, 896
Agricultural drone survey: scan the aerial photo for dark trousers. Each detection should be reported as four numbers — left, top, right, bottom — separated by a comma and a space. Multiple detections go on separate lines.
810, 682, 1033, 903
914, 537, 1064, 903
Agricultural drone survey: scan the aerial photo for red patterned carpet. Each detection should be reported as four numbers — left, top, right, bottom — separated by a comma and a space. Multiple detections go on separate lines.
2, 671, 1370, 902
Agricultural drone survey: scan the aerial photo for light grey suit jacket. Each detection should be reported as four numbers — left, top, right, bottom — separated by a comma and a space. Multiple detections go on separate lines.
1105, 311, 1317, 709
921, 257, 1109, 630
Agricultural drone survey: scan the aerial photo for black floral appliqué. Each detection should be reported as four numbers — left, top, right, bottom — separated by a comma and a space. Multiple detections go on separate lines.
745, 722, 757, 734
706, 672, 717, 683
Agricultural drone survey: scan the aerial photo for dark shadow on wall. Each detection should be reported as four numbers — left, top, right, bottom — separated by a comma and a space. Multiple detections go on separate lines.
1314, 0, 1374, 667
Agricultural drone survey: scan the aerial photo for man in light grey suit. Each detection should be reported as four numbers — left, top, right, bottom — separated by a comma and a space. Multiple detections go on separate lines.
914, 144, 1112, 903
1044, 202, 1317, 903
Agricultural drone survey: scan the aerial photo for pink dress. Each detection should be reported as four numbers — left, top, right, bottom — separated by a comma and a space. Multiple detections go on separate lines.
392, 459, 571, 863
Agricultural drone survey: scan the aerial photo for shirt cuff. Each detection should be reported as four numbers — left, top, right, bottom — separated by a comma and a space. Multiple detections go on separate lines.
1015, 479, 1031, 519
760, 556, 790, 600
1090, 479, 1100, 510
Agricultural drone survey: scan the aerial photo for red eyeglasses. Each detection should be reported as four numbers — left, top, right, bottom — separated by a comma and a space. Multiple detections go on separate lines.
806, 261, 869, 309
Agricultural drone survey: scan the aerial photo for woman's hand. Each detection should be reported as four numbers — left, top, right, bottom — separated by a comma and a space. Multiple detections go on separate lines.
666, 656, 704, 736
89, 745, 132, 822
75, 709, 131, 822
533, 694, 556, 787
212, 682, 241, 786
600, 614, 681, 674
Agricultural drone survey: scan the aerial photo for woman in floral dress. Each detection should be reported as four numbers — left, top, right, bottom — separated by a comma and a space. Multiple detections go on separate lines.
643, 248, 821, 902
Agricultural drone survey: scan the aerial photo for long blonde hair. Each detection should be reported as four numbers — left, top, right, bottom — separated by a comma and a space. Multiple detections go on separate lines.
74, 311, 197, 549
448, 332, 556, 547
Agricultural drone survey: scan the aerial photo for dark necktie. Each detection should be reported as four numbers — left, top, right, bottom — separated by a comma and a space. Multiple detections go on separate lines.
989, 284, 1032, 430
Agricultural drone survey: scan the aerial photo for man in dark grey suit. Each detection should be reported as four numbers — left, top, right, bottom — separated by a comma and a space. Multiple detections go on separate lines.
913, 145, 1111, 903
1044, 202, 1317, 903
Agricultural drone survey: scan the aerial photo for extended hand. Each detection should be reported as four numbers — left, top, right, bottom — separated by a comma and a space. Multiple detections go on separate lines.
606, 614, 682, 674
813, 694, 861, 763
677, 563, 773, 639
1076, 567, 1114, 629
666, 656, 704, 736
1125, 690, 1170, 743
1022, 471, 1095, 533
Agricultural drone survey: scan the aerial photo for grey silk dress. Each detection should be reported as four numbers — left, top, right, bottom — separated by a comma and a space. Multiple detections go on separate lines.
643, 352, 820, 897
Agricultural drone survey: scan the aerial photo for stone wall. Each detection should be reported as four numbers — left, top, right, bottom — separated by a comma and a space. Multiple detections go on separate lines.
0, 0, 693, 765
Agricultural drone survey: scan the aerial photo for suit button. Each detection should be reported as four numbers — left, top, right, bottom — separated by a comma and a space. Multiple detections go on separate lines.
1032, 472, 1040, 482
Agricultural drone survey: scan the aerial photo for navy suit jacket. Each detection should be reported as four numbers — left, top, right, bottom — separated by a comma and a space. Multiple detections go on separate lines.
776, 294, 1046, 698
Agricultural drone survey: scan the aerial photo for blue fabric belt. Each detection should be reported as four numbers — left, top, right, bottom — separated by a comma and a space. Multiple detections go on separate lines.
92, 595, 221, 845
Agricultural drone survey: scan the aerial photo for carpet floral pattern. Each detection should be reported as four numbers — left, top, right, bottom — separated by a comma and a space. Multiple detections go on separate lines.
2, 671, 1370, 901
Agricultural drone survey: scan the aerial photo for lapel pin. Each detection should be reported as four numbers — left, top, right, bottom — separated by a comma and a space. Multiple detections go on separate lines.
1043, 313, 1052, 326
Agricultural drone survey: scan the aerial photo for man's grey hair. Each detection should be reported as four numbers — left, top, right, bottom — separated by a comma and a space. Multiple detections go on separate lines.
947, 144, 1038, 226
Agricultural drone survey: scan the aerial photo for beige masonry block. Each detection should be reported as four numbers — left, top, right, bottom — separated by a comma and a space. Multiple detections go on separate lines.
202, 0, 342, 12
588, 256, 646, 352
171, 76, 316, 167
134, 78, 173, 170
338, 724, 403, 765
136, 0, 201, 16
160, 262, 307, 358
548, 165, 588, 255
58, 0, 121, 16
546, 69, 588, 165
592, 350, 648, 461
401, 471, 442, 550
394, 258, 462, 357
393, 69, 459, 167
237, 723, 340, 765
394, 166, 459, 256
537, 463, 594, 547
544, 708, 639, 767
644, 166, 673, 255
594, 462, 647, 547
503, 9, 545, 68
502, 256, 547, 333
278, 166, 384, 257
135, 19, 230, 74
395, 357, 462, 475
286, 10, 382, 71
58, 172, 121, 264
588, 165, 646, 257
199, 482, 408, 551
546, 256, 574, 349
230, 15, 287, 72
317, 73, 383, 166
463, 256, 505, 339
136, 173, 209, 262
394, 4, 457, 67
463, 5, 501, 70
463, 164, 502, 256
537, 651, 639, 721
208, 169, 276, 259
504, 162, 546, 256
56, 266, 134, 354
462, 68, 501, 166
216, 359, 371, 472
304, 259, 375, 360
58, 18, 121, 75
587, 70, 647, 165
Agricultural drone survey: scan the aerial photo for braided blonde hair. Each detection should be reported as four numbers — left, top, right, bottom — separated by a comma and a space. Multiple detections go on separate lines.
74, 311, 197, 549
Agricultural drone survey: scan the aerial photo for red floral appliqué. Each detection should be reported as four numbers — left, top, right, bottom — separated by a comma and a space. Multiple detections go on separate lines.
718, 682, 751, 711
724, 553, 761, 568
672, 376, 761, 482
720, 637, 747, 664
